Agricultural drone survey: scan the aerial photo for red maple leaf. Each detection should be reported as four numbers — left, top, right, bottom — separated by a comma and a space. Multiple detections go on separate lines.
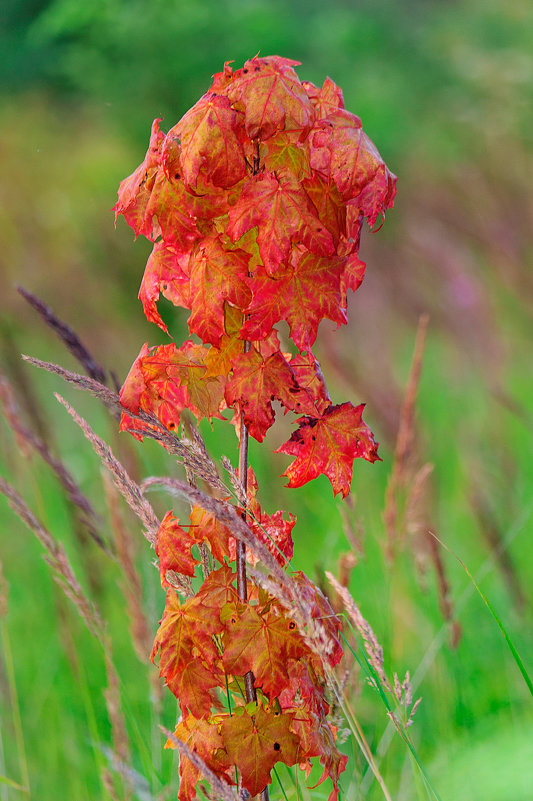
138, 242, 191, 332
169, 714, 234, 801
341, 253, 366, 307
310, 109, 397, 226
227, 171, 334, 275
119, 342, 189, 438
288, 351, 332, 417
241, 247, 347, 351
303, 76, 346, 120
278, 659, 330, 718
290, 713, 348, 801
143, 168, 200, 250
260, 130, 312, 179
248, 510, 295, 567
227, 55, 314, 141
291, 571, 344, 668
151, 591, 222, 716
224, 347, 301, 442
189, 504, 233, 564
119, 341, 225, 438
113, 118, 164, 238
221, 705, 300, 797
194, 564, 241, 613
303, 172, 346, 246
187, 236, 252, 346
222, 602, 309, 697
165, 92, 247, 190
155, 511, 199, 583
203, 304, 245, 379
228, 467, 296, 567
277, 402, 380, 497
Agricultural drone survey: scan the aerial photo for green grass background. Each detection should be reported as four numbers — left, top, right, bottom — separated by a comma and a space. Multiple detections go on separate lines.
1, 0, 533, 799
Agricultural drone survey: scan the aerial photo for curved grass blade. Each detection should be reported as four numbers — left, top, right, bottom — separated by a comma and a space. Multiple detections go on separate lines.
428, 531, 533, 697
0, 774, 28, 792
340, 626, 442, 801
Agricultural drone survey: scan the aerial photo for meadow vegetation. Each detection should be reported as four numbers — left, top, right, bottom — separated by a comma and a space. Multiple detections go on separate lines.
1, 1, 532, 799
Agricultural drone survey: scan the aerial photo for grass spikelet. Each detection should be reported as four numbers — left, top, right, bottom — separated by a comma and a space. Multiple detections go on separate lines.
221, 456, 247, 505
160, 726, 240, 801
22, 354, 121, 418
23, 355, 227, 491
103, 647, 132, 795
164, 570, 195, 598
103, 472, 153, 661
384, 313, 429, 557
55, 393, 160, 546
326, 570, 391, 692
0, 371, 109, 553
0, 476, 104, 642
142, 476, 292, 590
17, 285, 108, 384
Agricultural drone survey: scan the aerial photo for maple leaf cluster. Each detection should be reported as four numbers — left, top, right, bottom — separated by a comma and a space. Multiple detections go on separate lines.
115, 54, 396, 497
114, 55, 396, 800
151, 472, 347, 800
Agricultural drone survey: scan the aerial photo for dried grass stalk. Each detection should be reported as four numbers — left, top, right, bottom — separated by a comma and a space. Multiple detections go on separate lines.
23, 355, 226, 491
17, 286, 108, 384
144, 475, 342, 670
326, 571, 391, 692
160, 726, 240, 801
0, 372, 108, 552
55, 394, 160, 547
383, 313, 429, 555
0, 476, 103, 642
104, 647, 132, 780
103, 472, 153, 661
23, 354, 120, 417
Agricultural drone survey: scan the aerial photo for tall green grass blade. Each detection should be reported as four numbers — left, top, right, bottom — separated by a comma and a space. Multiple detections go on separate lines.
273, 766, 290, 801
429, 532, 533, 697
327, 667, 394, 801
110, 670, 166, 793
0, 775, 28, 792
72, 649, 109, 795
340, 626, 442, 801
359, 500, 533, 787
0, 621, 30, 798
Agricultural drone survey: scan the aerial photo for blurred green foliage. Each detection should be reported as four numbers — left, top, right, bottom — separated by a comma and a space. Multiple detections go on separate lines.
2, 0, 532, 160
1, 1, 533, 800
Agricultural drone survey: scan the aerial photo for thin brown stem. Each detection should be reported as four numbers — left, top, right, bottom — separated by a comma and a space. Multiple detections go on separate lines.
236, 337, 268, 801
236, 410, 250, 607
236, 140, 268, 801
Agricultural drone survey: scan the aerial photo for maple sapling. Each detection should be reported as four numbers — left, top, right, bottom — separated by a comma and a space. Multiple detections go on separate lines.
115, 55, 396, 801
